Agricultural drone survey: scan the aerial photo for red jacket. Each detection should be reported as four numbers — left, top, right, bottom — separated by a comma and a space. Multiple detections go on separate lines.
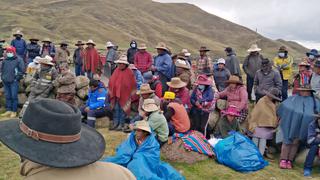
134, 51, 153, 73
169, 87, 191, 109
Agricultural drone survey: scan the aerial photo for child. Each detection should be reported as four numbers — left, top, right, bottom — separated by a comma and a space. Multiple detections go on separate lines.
214, 105, 241, 138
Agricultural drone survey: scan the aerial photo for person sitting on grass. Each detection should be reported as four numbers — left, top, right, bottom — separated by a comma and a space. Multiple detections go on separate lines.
167, 77, 191, 110
214, 105, 241, 138
162, 91, 190, 136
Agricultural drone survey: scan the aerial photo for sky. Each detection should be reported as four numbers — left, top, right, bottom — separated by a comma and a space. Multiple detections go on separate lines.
154, 0, 320, 49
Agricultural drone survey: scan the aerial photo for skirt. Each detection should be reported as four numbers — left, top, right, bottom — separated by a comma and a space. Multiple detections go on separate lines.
252, 127, 275, 140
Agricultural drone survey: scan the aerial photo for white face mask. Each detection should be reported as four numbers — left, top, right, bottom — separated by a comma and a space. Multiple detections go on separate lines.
131, 43, 136, 48
309, 55, 315, 59
278, 52, 285, 58
198, 85, 205, 91
6, 53, 14, 58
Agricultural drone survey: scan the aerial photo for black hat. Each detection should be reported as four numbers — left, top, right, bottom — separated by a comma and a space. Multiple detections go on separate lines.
314, 60, 320, 68
0, 98, 105, 168
224, 47, 233, 52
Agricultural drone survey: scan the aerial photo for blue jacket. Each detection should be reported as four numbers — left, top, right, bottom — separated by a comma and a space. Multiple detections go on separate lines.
190, 86, 214, 106
307, 120, 320, 145
154, 52, 173, 79
133, 69, 144, 90
0, 56, 25, 83
213, 67, 231, 91
86, 84, 107, 110
26, 43, 41, 59
11, 39, 27, 57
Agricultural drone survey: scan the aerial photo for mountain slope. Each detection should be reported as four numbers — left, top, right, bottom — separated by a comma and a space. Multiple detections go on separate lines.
0, 0, 308, 59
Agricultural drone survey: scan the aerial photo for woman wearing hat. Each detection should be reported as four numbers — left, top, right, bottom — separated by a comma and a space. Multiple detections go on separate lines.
26, 38, 41, 64
134, 43, 153, 74
248, 88, 282, 158
292, 61, 312, 95
167, 77, 191, 110
73, 41, 85, 76
40, 38, 56, 58
10, 30, 27, 60
109, 55, 137, 131
216, 75, 248, 124
0, 99, 136, 179
190, 75, 214, 136
104, 120, 183, 179
214, 105, 241, 138
278, 84, 320, 169
83, 39, 100, 79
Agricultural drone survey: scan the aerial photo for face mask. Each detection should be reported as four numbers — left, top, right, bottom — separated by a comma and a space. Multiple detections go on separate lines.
131, 43, 136, 48
278, 52, 285, 58
16, 36, 21, 40
198, 85, 205, 91
6, 53, 14, 58
309, 55, 315, 59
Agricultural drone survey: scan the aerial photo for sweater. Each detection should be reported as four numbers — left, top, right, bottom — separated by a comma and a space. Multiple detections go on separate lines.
147, 111, 169, 142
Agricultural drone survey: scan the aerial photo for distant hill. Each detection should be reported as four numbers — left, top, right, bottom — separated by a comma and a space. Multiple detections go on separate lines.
0, 0, 309, 60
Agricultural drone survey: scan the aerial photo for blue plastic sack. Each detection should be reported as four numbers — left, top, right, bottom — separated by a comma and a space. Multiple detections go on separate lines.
214, 132, 268, 172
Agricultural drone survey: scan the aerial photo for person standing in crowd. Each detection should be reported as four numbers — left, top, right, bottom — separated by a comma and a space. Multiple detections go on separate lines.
10, 30, 27, 61
129, 64, 144, 90
213, 58, 231, 92
254, 58, 282, 102
26, 38, 41, 64
81, 79, 107, 128
167, 77, 191, 110
248, 88, 282, 158
73, 41, 85, 76
109, 55, 137, 131
175, 59, 193, 89
153, 42, 173, 95
0, 46, 25, 118
53, 63, 76, 105
40, 38, 55, 58
142, 98, 169, 146
214, 105, 241, 138
0, 99, 136, 180
273, 46, 293, 100
190, 75, 214, 136
0, 39, 5, 60
306, 49, 319, 68
292, 61, 311, 95
55, 42, 70, 66
83, 40, 100, 79
181, 49, 192, 66
143, 71, 162, 98
127, 40, 138, 64
311, 60, 320, 98
162, 91, 191, 135
243, 44, 263, 100
224, 47, 241, 78
26, 56, 41, 76
196, 46, 212, 74
105, 41, 117, 78
134, 43, 152, 74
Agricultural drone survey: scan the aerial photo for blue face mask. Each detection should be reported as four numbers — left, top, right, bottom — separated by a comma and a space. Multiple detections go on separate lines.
309, 55, 315, 59
198, 85, 206, 91
6, 53, 14, 58
278, 52, 285, 58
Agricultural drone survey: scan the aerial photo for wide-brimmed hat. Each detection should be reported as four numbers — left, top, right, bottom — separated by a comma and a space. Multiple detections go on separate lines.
247, 44, 261, 52
195, 74, 212, 85
217, 58, 226, 64
129, 64, 137, 70
60, 41, 68, 46
0, 98, 105, 168
106, 41, 114, 48
199, 46, 210, 52
138, 43, 147, 50
306, 49, 319, 57
39, 55, 54, 66
33, 56, 42, 64
155, 42, 168, 51
86, 39, 95, 46
13, 30, 23, 37
225, 75, 243, 85
167, 77, 187, 89
314, 60, 320, 68
42, 38, 51, 43
75, 40, 85, 46
114, 55, 129, 65
142, 98, 159, 112
163, 91, 176, 100
298, 61, 311, 67
181, 49, 191, 57
29, 38, 39, 41
278, 46, 288, 52
175, 59, 190, 69
137, 84, 154, 95
296, 84, 315, 92
264, 88, 282, 101
222, 105, 241, 117
134, 120, 151, 133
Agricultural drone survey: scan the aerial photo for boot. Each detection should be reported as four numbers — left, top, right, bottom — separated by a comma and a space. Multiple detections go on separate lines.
0, 111, 12, 117
9, 112, 17, 118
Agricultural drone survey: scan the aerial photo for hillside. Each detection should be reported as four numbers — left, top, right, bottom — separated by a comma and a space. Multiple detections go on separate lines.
0, 0, 308, 59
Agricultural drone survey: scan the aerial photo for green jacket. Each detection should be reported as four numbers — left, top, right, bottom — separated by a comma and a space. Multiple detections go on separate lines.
148, 111, 169, 142
215, 116, 240, 138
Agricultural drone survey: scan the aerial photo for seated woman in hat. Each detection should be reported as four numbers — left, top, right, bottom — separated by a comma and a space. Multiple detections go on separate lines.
167, 77, 191, 110
214, 105, 241, 138
292, 61, 312, 95
143, 71, 162, 98
278, 84, 320, 169
248, 88, 282, 158
104, 120, 184, 179
190, 75, 214, 136
216, 75, 248, 124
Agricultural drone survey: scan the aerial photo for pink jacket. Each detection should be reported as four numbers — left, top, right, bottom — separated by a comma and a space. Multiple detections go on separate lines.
170, 87, 192, 109
217, 85, 248, 111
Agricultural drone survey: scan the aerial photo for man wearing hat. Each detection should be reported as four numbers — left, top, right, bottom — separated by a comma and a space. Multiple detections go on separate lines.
143, 71, 162, 98
10, 30, 27, 61
306, 49, 319, 68
273, 46, 293, 100
26, 38, 41, 64
243, 44, 264, 100
55, 42, 70, 66
153, 42, 173, 95
127, 40, 138, 64
167, 77, 191, 110
83, 39, 100, 79
224, 47, 241, 78
0, 98, 135, 179
73, 41, 85, 76
181, 48, 192, 65
40, 38, 56, 58
254, 58, 282, 102
134, 43, 153, 74
293, 61, 312, 95
175, 59, 193, 89
311, 60, 320, 99
213, 58, 231, 92
105, 41, 117, 78
196, 46, 213, 74
0, 46, 25, 118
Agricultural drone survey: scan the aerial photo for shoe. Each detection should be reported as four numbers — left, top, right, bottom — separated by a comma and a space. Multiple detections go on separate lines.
304, 168, 312, 177
264, 153, 275, 160
279, 160, 287, 169
9, 112, 17, 118
286, 160, 293, 169
0, 111, 12, 117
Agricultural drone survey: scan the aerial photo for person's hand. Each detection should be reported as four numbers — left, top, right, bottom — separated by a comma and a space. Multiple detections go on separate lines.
84, 107, 90, 112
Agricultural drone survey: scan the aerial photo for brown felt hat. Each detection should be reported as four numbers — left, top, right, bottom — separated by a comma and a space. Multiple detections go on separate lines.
166, 77, 187, 89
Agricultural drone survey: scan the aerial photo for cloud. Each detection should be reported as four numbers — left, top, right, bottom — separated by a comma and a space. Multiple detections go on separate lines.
154, 0, 320, 48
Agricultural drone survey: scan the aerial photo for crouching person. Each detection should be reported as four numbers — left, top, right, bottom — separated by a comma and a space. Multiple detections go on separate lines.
215, 105, 241, 138
304, 114, 320, 177
54, 63, 76, 105
81, 79, 107, 128
162, 91, 190, 135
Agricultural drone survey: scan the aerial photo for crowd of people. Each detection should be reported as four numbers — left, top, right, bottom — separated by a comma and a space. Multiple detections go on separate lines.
1, 30, 320, 178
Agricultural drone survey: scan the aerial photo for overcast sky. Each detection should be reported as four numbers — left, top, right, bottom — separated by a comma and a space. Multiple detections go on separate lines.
155, 0, 320, 49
